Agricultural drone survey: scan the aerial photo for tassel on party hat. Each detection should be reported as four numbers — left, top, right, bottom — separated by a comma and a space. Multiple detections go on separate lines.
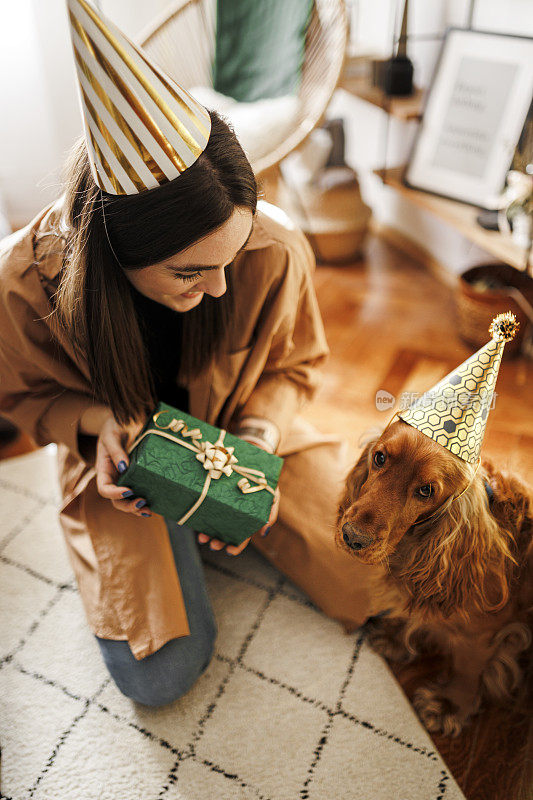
399, 312, 519, 464
66, 0, 211, 195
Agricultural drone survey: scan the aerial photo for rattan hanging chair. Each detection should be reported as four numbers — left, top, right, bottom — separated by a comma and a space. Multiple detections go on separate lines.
138, 0, 348, 178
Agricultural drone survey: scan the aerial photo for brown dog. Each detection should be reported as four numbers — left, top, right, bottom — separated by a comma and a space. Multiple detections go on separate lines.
336, 419, 533, 737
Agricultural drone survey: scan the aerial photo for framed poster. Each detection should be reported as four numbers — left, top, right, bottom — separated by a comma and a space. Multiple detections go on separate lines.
405, 28, 533, 210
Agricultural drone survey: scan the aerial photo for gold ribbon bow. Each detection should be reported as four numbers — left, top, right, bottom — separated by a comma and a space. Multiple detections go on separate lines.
195, 441, 238, 479
127, 410, 275, 526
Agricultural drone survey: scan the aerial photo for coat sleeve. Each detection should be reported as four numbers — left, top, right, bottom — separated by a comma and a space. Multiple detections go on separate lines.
0, 278, 100, 463
235, 231, 330, 449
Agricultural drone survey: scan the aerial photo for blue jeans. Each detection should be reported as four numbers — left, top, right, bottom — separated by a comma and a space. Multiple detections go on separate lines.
95, 520, 217, 707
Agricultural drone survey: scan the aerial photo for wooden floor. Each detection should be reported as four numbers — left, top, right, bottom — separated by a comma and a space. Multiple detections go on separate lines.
302, 237, 533, 479
1, 233, 532, 799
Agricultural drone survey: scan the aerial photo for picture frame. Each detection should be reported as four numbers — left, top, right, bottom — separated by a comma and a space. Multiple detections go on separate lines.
404, 28, 533, 210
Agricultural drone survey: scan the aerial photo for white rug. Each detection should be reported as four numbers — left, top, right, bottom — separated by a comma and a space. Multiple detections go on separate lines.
0, 446, 466, 800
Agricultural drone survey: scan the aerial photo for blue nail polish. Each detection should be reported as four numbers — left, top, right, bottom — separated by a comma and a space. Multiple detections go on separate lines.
135, 499, 147, 509
121, 490, 134, 498
117, 460, 127, 474
261, 525, 271, 537
141, 512, 151, 517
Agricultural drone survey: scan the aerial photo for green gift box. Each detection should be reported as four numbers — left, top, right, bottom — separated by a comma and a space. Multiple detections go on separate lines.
116, 402, 284, 546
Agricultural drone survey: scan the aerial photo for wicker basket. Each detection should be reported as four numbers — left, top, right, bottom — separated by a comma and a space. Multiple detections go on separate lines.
455, 263, 533, 357
276, 166, 371, 263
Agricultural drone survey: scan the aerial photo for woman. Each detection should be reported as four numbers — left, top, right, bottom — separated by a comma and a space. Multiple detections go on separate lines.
0, 0, 379, 706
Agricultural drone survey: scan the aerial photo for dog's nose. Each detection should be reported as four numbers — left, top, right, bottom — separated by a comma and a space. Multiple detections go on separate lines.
342, 522, 373, 551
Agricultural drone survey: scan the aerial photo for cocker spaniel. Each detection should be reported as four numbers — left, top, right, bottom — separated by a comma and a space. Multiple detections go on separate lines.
336, 419, 533, 737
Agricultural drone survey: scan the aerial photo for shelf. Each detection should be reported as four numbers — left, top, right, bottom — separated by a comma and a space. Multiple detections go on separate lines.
374, 167, 532, 272
338, 75, 424, 121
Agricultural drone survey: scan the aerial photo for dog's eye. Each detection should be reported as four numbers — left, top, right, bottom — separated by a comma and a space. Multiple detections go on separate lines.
373, 450, 386, 467
417, 484, 433, 498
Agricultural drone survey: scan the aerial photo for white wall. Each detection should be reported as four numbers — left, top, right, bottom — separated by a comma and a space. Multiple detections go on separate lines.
0, 2, 75, 228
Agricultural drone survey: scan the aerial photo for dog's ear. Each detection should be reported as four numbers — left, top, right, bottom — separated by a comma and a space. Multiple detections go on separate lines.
402, 478, 516, 617
347, 442, 373, 499
336, 441, 374, 526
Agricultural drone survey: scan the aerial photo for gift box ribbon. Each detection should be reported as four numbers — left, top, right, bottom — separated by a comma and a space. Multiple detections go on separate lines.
127, 410, 276, 526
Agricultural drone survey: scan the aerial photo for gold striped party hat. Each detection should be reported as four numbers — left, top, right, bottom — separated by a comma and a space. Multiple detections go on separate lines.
398, 312, 519, 463
66, 0, 211, 195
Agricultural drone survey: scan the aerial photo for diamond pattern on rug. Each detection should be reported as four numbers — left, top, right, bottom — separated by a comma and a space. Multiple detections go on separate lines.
175, 757, 264, 800
0, 446, 466, 800
0, 562, 57, 660
0, 484, 43, 551
306, 714, 450, 800
243, 593, 355, 709
198, 665, 330, 799
30, 705, 177, 800
204, 566, 270, 661
342, 639, 440, 750
15, 589, 110, 699
0, 663, 85, 795
96, 655, 232, 754
2, 504, 75, 586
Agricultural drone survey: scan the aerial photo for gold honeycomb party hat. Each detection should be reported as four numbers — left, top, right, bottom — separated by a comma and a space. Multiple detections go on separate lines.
66, 0, 211, 195
398, 312, 519, 463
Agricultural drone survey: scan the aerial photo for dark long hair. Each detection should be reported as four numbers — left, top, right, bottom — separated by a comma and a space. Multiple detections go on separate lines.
56, 110, 257, 425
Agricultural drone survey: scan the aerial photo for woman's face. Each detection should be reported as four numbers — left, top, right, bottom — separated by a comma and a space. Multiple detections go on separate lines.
122, 206, 254, 312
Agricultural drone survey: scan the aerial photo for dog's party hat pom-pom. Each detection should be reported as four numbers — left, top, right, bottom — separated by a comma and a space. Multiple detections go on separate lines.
489, 311, 519, 343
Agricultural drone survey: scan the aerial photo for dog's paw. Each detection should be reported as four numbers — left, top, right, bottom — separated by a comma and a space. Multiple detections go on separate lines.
365, 622, 413, 664
413, 684, 468, 738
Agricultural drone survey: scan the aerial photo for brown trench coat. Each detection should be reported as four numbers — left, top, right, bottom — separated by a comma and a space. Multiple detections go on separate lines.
0, 197, 381, 660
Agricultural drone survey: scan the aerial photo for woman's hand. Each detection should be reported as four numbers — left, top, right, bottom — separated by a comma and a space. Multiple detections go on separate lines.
95, 414, 151, 517
196, 434, 281, 555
